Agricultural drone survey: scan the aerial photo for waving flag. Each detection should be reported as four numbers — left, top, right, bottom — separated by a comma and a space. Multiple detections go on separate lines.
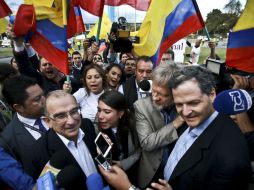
74, 6, 85, 34
78, 0, 150, 16
0, 0, 12, 18
13, 0, 85, 74
226, 0, 254, 73
133, 0, 204, 66
105, 0, 150, 11
0, 18, 8, 34
87, 13, 112, 40
77, 0, 105, 16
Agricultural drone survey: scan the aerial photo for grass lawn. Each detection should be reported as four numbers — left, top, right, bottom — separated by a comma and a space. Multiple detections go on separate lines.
184, 46, 226, 64
0, 47, 13, 58
0, 46, 227, 65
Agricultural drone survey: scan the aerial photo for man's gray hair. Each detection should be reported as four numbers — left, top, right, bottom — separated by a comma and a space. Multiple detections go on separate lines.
45, 90, 77, 115
152, 62, 182, 87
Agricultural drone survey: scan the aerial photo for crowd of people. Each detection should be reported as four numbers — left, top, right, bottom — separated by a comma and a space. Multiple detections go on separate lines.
0, 24, 254, 190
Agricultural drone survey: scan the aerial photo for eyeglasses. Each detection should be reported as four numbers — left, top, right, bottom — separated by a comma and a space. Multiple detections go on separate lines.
47, 107, 80, 123
93, 57, 102, 61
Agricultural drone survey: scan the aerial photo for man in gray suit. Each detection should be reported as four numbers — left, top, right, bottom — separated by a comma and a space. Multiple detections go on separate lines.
134, 63, 185, 188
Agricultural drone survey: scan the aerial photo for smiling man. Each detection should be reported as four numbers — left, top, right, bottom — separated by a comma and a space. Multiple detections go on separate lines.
133, 63, 185, 188
25, 90, 98, 188
159, 66, 251, 190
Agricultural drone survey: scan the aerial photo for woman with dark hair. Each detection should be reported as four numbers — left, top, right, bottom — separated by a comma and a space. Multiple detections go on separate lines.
73, 64, 107, 122
10, 57, 19, 73
96, 90, 140, 184
105, 64, 126, 90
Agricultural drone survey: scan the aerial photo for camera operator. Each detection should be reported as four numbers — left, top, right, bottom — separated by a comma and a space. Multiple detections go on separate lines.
103, 17, 134, 65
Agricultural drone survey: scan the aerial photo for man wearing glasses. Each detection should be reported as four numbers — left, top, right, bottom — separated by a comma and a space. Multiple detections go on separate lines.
25, 90, 98, 187
133, 63, 185, 188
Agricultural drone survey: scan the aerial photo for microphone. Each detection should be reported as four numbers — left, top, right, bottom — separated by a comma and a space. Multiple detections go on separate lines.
86, 172, 110, 190
37, 171, 58, 190
138, 80, 151, 91
213, 89, 252, 115
57, 165, 86, 190
138, 80, 152, 98
37, 151, 73, 190
49, 150, 72, 170
39, 150, 72, 177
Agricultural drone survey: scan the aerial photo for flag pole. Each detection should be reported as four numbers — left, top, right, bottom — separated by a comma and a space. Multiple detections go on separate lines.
96, 17, 102, 43
62, 0, 69, 75
96, 0, 105, 43
204, 26, 211, 41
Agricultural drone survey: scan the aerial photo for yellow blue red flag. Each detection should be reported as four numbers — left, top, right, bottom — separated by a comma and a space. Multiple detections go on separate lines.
13, 0, 84, 74
87, 13, 112, 40
226, 0, 254, 73
133, 0, 204, 66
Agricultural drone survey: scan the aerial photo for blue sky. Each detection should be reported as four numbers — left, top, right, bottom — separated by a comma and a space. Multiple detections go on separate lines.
6, 0, 247, 23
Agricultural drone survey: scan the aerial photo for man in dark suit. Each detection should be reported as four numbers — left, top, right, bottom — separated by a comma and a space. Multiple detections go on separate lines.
0, 75, 46, 168
98, 66, 252, 190
160, 66, 251, 190
25, 90, 98, 189
119, 56, 153, 111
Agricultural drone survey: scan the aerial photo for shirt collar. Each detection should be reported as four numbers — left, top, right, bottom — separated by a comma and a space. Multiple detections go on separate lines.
57, 128, 85, 147
190, 111, 218, 137
73, 62, 82, 70
17, 113, 37, 126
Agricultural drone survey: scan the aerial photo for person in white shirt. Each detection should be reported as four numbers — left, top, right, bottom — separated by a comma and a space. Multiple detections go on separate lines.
26, 90, 99, 189
73, 64, 107, 123
189, 37, 202, 65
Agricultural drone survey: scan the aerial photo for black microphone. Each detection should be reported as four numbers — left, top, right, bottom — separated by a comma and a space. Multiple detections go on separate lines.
49, 150, 72, 169
57, 165, 86, 190
138, 80, 151, 91
213, 89, 252, 115
138, 80, 152, 98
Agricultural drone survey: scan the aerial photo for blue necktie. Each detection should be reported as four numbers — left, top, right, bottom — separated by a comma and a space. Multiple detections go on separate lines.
35, 118, 47, 133
161, 109, 171, 166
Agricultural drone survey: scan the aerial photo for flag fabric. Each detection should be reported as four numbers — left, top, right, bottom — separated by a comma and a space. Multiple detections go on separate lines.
74, 6, 85, 34
78, 0, 150, 17
0, 0, 12, 18
14, 0, 69, 74
0, 17, 8, 34
77, 0, 105, 17
105, 0, 150, 11
133, 0, 204, 66
226, 0, 254, 73
87, 13, 112, 40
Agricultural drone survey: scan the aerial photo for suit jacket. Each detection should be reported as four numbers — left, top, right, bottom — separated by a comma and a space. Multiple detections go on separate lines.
0, 114, 37, 169
25, 118, 97, 189
133, 97, 178, 188
122, 76, 138, 112
168, 113, 251, 190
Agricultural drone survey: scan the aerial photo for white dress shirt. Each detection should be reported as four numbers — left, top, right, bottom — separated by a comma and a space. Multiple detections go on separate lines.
17, 113, 48, 140
164, 111, 218, 180
57, 129, 97, 177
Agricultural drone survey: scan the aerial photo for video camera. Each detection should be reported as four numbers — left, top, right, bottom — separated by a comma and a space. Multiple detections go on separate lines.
109, 17, 139, 53
205, 58, 254, 92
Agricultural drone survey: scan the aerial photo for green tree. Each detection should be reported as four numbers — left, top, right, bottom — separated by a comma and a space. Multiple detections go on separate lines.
224, 0, 242, 15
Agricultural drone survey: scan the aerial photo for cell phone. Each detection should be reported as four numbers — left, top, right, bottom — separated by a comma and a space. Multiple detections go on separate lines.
95, 154, 111, 171
95, 132, 113, 158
